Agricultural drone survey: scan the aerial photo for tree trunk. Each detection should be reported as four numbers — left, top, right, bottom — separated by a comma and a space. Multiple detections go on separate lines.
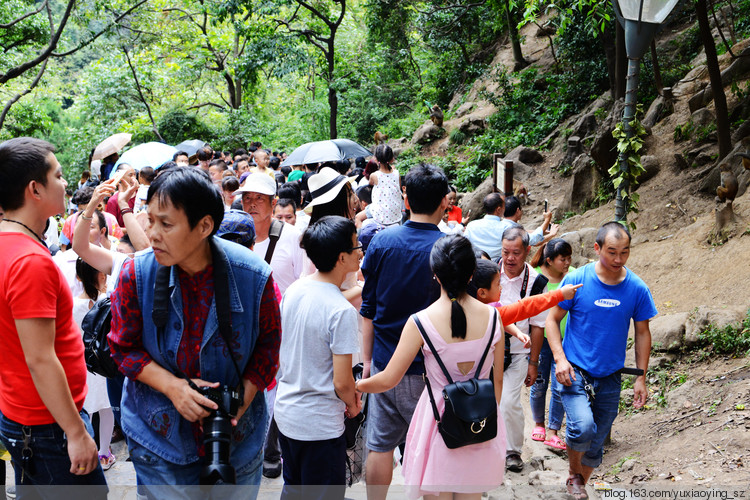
329, 86, 338, 139
505, 0, 527, 71
697, 0, 732, 159
615, 23, 627, 99
602, 24, 617, 93
650, 41, 663, 95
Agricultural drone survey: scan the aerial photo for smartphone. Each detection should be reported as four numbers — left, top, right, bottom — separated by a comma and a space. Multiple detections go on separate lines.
544, 199, 548, 212
111, 169, 127, 187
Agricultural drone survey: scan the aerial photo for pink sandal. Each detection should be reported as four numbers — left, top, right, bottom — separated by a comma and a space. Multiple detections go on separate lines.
544, 434, 567, 450
531, 426, 546, 442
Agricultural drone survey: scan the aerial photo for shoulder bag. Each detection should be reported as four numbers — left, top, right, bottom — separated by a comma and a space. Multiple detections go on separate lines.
413, 310, 498, 449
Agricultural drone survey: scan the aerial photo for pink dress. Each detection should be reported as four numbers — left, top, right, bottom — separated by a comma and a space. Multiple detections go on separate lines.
403, 306, 506, 498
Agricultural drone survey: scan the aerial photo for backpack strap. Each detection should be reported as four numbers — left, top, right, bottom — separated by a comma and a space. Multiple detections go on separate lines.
413, 314, 454, 385
264, 219, 284, 264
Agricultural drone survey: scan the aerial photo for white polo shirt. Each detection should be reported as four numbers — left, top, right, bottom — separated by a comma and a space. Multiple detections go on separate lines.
499, 262, 548, 354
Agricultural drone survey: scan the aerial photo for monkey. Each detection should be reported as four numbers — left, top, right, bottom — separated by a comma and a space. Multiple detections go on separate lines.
716, 162, 738, 204
514, 183, 529, 205
374, 131, 388, 145
740, 152, 750, 171
429, 104, 444, 127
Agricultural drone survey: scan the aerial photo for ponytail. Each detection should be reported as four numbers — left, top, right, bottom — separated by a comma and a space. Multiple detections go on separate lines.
430, 235, 476, 339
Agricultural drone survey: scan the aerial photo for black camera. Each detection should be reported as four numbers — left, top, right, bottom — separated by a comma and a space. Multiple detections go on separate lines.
198, 385, 243, 485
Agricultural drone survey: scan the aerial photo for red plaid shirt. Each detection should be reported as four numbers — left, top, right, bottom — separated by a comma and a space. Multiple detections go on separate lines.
110, 258, 281, 390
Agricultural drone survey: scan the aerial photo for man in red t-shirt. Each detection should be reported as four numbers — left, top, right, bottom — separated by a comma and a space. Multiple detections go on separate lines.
0, 137, 106, 489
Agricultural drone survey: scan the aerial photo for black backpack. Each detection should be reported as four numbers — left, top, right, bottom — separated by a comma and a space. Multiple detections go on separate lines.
80, 297, 120, 378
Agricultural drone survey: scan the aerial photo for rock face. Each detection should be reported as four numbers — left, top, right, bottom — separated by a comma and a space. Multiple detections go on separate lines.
590, 98, 626, 175
638, 155, 661, 185
412, 122, 443, 144
691, 108, 715, 128
558, 154, 601, 213
650, 312, 689, 352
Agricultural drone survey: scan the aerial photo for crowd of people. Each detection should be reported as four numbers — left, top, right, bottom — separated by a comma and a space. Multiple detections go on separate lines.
0, 135, 657, 500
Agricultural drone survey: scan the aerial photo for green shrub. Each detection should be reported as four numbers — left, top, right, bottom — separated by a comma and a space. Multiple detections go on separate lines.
449, 128, 468, 145
697, 309, 750, 355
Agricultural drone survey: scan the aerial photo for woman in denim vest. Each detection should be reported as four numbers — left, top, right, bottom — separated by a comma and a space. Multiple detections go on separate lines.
109, 167, 281, 497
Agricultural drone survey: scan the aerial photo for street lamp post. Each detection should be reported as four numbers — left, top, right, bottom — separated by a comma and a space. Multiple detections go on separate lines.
613, 0, 680, 221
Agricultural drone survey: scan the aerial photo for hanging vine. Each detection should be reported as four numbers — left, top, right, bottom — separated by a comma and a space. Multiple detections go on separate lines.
609, 105, 647, 229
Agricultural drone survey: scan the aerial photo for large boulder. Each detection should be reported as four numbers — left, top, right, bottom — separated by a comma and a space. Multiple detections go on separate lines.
457, 115, 487, 136
684, 306, 747, 348
458, 176, 494, 223
642, 95, 674, 129
559, 226, 598, 268
691, 108, 715, 128
412, 122, 443, 145
698, 140, 750, 197
590, 99, 626, 175
558, 154, 602, 213
650, 312, 689, 352
506, 146, 544, 164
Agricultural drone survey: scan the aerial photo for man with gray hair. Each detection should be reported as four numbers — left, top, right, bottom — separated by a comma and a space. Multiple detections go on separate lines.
499, 226, 548, 472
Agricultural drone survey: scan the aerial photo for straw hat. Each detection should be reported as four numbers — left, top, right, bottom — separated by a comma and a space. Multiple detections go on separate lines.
304, 167, 350, 214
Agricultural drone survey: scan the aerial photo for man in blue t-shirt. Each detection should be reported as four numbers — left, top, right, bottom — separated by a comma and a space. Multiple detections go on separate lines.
546, 222, 657, 500
360, 163, 449, 500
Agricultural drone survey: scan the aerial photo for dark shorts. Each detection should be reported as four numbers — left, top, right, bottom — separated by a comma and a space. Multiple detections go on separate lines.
365, 365, 425, 453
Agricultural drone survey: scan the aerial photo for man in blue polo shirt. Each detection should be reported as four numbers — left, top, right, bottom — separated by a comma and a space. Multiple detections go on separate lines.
546, 221, 657, 500
360, 163, 449, 500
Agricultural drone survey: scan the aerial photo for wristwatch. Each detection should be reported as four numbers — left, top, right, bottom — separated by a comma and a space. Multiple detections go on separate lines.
527, 356, 539, 367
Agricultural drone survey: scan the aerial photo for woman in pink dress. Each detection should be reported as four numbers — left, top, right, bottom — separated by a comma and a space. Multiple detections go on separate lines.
357, 235, 506, 499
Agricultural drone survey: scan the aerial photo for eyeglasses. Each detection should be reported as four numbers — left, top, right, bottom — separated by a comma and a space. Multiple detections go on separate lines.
348, 243, 363, 252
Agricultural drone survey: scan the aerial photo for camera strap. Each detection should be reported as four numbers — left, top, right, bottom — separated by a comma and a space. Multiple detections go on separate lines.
152, 238, 245, 399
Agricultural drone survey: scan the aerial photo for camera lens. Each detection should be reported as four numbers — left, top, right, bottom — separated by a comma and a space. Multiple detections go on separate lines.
200, 412, 236, 485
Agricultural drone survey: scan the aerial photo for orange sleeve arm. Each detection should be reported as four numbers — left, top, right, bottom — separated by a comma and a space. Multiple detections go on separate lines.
497, 289, 564, 326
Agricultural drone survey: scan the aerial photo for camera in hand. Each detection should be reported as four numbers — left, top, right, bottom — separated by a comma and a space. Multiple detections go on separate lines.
198, 385, 243, 485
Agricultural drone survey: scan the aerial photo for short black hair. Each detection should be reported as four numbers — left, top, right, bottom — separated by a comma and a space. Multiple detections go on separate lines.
173, 151, 189, 161
147, 167, 224, 236
482, 193, 504, 215
276, 198, 297, 211
269, 157, 281, 170
0, 137, 56, 211
356, 184, 373, 205
197, 146, 214, 162
221, 176, 239, 193
300, 215, 357, 272
71, 186, 94, 206
596, 221, 631, 247
405, 163, 449, 215
139, 166, 156, 183
94, 210, 108, 238
504, 195, 521, 217
467, 259, 500, 299
278, 182, 302, 204
280, 165, 292, 177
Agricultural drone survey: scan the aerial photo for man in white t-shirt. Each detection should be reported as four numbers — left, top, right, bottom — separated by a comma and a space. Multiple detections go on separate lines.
274, 215, 362, 496
237, 173, 305, 294
499, 226, 547, 473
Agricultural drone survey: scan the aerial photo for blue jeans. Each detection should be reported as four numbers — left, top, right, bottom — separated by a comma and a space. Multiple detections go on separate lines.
529, 338, 565, 430
559, 367, 621, 468
0, 409, 107, 499
128, 438, 261, 499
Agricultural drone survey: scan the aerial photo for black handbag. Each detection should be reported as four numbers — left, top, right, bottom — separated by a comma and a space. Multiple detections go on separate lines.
413, 310, 499, 450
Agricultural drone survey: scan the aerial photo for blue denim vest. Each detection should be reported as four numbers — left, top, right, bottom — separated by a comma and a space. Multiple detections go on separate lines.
121, 236, 272, 467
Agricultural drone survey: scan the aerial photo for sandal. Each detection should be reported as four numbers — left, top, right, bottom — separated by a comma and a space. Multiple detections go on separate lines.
99, 451, 117, 471
566, 473, 588, 500
544, 434, 567, 450
531, 425, 546, 442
